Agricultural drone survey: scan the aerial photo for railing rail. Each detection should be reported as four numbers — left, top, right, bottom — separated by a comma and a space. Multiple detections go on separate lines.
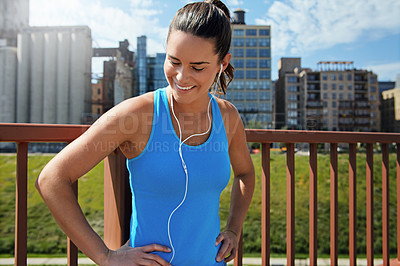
1, 123, 399, 266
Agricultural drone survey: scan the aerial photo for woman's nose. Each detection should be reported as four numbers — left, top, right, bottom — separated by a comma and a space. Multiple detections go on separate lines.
176, 66, 190, 82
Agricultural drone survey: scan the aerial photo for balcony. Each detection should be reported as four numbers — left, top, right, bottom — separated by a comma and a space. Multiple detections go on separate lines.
1, 123, 399, 266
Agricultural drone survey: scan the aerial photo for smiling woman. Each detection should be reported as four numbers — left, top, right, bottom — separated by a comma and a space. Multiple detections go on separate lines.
36, 1, 255, 265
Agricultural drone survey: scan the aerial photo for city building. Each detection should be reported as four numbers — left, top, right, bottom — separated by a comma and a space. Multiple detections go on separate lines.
381, 87, 400, 132
91, 82, 103, 115
223, 9, 272, 128
92, 39, 136, 117
147, 53, 168, 92
137, 35, 147, 95
275, 58, 381, 132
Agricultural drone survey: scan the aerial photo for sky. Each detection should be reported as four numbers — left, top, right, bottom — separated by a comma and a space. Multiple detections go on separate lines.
29, 0, 400, 82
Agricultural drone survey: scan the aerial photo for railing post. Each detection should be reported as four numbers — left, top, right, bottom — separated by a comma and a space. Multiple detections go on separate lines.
349, 143, 357, 266
366, 143, 374, 266
286, 143, 295, 266
309, 143, 318, 266
67, 181, 78, 266
382, 143, 389, 266
330, 143, 338, 266
15, 142, 28, 266
261, 143, 270, 266
397, 143, 400, 263
104, 148, 131, 250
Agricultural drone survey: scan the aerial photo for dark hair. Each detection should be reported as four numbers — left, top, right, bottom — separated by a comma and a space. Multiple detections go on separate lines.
167, 0, 234, 94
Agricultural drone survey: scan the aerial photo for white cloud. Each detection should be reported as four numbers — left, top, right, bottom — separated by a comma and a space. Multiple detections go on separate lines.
364, 61, 400, 81
256, 0, 400, 56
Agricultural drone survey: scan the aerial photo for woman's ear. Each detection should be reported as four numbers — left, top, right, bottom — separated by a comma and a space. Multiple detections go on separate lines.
221, 53, 232, 71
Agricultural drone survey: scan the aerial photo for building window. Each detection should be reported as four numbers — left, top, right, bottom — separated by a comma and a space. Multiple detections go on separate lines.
332, 93, 336, 99
288, 102, 297, 109
97, 88, 101, 95
288, 111, 297, 118
233, 59, 244, 68
246, 49, 257, 57
259, 70, 270, 79
323, 93, 328, 99
259, 29, 270, 36
259, 59, 270, 68
288, 119, 298, 126
259, 81, 271, 89
246, 59, 257, 68
339, 93, 344, 100
339, 84, 344, 90
288, 94, 297, 101
258, 38, 270, 47
287, 76, 297, 83
259, 49, 270, 57
260, 91, 270, 100
370, 86, 377, 92
246, 70, 257, 79
246, 81, 258, 89
347, 74, 352, 81
246, 38, 257, 47
233, 80, 245, 89
323, 83, 328, 90
332, 101, 337, 107
323, 101, 328, 107
232, 48, 244, 57
288, 86, 297, 92
332, 84, 336, 90
348, 93, 352, 100
339, 74, 343, 80
348, 84, 352, 90
233, 38, 244, 47
234, 92, 244, 100
233, 29, 244, 36
370, 95, 377, 101
331, 74, 336, 80
235, 70, 244, 79
246, 29, 257, 36
322, 74, 328, 80
246, 91, 258, 100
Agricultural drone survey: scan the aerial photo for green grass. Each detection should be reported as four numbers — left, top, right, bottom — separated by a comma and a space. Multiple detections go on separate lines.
0, 152, 398, 258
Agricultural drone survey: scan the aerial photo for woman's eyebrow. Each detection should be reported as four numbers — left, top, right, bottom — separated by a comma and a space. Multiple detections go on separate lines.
168, 54, 210, 65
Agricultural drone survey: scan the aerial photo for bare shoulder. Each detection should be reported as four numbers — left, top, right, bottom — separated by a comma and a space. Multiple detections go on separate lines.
214, 97, 243, 144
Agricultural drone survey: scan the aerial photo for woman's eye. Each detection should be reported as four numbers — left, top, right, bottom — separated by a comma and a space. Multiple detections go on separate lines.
192, 66, 205, 72
169, 60, 180, 65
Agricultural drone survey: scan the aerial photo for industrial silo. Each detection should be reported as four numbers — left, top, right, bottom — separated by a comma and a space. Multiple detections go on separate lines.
43, 31, 57, 124
56, 31, 70, 124
0, 47, 17, 122
16, 30, 30, 123
29, 30, 44, 123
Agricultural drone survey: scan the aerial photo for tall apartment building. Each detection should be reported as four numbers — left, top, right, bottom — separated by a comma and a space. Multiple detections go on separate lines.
223, 9, 272, 128
381, 87, 400, 132
275, 58, 380, 132
137, 35, 147, 95
147, 53, 168, 92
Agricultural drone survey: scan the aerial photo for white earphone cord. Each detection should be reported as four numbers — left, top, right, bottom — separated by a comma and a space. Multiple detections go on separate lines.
167, 93, 212, 264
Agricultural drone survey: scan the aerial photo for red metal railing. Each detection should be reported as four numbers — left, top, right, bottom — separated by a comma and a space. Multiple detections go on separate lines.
1, 123, 399, 266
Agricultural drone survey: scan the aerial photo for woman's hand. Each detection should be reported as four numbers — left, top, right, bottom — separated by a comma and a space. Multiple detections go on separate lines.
102, 242, 171, 266
215, 230, 239, 263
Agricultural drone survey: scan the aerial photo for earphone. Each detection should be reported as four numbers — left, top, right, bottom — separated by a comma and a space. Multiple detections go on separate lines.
166, 64, 222, 263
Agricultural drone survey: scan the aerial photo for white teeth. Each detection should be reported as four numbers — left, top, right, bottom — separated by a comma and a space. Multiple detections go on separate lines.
176, 84, 194, 90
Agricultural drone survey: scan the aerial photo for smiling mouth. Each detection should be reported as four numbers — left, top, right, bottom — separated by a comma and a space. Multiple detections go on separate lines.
176, 84, 195, 91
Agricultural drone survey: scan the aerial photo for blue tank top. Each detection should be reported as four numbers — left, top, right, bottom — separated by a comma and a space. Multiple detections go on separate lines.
127, 88, 231, 265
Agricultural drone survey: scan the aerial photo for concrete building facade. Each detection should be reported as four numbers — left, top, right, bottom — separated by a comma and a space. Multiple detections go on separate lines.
0, 0, 29, 46
224, 9, 272, 128
276, 58, 380, 132
381, 87, 400, 132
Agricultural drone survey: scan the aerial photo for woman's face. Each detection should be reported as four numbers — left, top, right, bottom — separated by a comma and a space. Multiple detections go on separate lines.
164, 30, 224, 105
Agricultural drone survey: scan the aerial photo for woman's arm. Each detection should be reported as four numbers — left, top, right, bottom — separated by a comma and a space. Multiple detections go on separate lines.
36, 94, 171, 266
215, 104, 255, 263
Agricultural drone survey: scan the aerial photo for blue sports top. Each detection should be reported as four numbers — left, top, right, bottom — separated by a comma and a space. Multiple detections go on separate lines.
127, 88, 231, 265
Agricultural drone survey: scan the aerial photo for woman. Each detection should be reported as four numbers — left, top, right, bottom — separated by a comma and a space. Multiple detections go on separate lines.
36, 0, 255, 265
